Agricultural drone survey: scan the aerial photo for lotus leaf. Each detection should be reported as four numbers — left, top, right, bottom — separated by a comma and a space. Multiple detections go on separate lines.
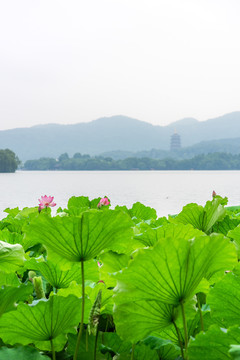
114, 234, 236, 306
0, 240, 25, 273
23, 210, 134, 268
0, 346, 50, 360
188, 325, 240, 360
0, 294, 82, 351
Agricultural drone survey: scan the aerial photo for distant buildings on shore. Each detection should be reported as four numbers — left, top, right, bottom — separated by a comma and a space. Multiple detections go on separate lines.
170, 130, 181, 151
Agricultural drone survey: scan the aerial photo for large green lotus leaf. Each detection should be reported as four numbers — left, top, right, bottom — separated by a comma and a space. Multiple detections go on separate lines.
57, 281, 82, 297
57, 283, 92, 323
0, 240, 25, 273
99, 251, 130, 287
14, 207, 39, 219
0, 283, 33, 316
0, 346, 50, 360
67, 196, 102, 216
0, 272, 21, 286
114, 299, 175, 343
188, 325, 240, 360
115, 202, 157, 222
151, 216, 169, 227
208, 271, 240, 327
26, 257, 99, 288
0, 294, 81, 351
228, 225, 240, 247
171, 197, 226, 233
97, 335, 159, 360
68, 195, 91, 209
4, 207, 20, 217
159, 309, 202, 347
67, 331, 105, 359
203, 198, 227, 231
156, 223, 204, 240
134, 223, 158, 247
0, 229, 23, 244
101, 332, 132, 355
135, 223, 204, 247
213, 215, 240, 236
130, 202, 157, 221
133, 343, 158, 360
226, 205, 240, 212
142, 336, 180, 360
86, 282, 113, 315
115, 234, 236, 306
2, 208, 39, 234
23, 210, 134, 267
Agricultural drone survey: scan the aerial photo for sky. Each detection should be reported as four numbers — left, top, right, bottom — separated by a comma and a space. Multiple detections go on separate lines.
0, 0, 240, 131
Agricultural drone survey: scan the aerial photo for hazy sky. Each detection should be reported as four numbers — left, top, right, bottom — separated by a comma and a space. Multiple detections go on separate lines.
0, 0, 239, 131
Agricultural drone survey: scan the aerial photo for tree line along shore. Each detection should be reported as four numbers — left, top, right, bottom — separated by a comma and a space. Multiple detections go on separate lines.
3, 149, 240, 172
23, 152, 240, 171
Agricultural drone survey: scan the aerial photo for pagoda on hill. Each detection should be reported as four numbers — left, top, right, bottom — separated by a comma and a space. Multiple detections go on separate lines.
170, 130, 181, 151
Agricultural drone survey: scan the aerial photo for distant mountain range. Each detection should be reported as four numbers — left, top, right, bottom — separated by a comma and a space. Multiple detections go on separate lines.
0, 112, 240, 161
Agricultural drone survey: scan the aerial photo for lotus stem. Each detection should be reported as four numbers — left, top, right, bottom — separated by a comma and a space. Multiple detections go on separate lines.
131, 344, 135, 360
181, 301, 188, 360
86, 329, 89, 351
73, 259, 85, 360
94, 327, 99, 360
50, 339, 56, 360
197, 295, 204, 332
104, 317, 109, 332
173, 320, 184, 359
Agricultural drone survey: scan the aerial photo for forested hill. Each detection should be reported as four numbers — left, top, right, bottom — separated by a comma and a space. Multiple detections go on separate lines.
1, 112, 240, 161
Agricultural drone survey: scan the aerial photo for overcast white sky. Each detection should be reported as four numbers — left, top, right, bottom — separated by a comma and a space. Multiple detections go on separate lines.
0, 0, 239, 130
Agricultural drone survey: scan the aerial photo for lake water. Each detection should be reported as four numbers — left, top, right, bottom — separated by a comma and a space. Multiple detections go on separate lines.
1, 170, 240, 219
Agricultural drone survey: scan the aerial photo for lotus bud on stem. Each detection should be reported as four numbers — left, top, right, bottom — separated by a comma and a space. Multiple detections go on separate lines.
33, 276, 46, 299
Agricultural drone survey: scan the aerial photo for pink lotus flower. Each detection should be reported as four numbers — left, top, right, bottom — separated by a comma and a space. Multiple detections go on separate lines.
97, 197, 110, 208
38, 195, 56, 210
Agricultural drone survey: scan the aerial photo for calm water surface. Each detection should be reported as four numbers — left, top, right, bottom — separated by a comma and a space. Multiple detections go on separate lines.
1, 170, 240, 219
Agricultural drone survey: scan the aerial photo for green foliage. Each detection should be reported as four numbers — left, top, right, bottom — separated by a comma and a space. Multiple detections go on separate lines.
171, 197, 226, 233
188, 325, 240, 360
0, 149, 20, 172
0, 194, 240, 359
0, 240, 25, 273
207, 269, 240, 327
24, 210, 134, 266
0, 346, 51, 359
22, 151, 240, 170
0, 295, 82, 351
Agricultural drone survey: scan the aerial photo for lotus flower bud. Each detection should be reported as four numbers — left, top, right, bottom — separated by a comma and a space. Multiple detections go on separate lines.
28, 270, 36, 282
97, 197, 110, 208
33, 276, 46, 299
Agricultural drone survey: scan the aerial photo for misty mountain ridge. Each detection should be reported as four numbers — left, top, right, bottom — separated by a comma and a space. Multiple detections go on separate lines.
0, 112, 240, 161
101, 137, 240, 160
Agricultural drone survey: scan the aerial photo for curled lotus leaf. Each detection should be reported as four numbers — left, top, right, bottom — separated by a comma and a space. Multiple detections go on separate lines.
0, 240, 25, 273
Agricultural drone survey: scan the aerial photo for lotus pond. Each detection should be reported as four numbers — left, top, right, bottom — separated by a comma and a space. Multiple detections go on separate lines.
1, 194, 240, 360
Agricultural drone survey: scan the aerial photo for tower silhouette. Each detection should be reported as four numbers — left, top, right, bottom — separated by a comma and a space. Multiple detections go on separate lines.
170, 130, 181, 151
